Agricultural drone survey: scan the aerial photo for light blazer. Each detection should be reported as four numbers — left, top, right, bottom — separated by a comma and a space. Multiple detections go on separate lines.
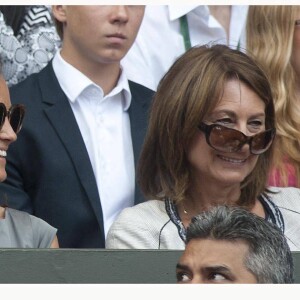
0, 62, 154, 248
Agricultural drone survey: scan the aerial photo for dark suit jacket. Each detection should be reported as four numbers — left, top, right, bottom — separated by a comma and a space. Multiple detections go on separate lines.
0, 62, 154, 248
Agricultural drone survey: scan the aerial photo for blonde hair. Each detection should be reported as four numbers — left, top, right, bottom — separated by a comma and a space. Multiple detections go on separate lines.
247, 5, 300, 186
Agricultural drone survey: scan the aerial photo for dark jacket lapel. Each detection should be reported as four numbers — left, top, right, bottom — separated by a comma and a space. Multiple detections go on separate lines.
37, 63, 104, 236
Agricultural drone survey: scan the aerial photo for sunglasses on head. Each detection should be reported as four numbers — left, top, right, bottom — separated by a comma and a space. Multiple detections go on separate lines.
0, 103, 25, 134
198, 123, 276, 155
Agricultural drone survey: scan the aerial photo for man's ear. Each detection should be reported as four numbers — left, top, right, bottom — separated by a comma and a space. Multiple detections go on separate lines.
52, 5, 67, 23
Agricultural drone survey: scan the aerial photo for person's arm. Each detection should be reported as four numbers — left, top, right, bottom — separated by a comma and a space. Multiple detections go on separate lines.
30, 214, 59, 248
50, 235, 59, 248
106, 206, 161, 249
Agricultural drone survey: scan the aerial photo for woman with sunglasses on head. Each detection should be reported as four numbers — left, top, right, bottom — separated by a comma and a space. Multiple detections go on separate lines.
0, 70, 59, 248
106, 44, 300, 251
247, 6, 300, 188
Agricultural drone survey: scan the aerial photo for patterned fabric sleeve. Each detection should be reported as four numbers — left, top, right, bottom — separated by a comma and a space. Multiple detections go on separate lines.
0, 6, 61, 87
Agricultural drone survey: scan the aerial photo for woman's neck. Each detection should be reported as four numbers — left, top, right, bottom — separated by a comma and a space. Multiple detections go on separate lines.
176, 179, 265, 228
178, 197, 265, 229
187, 181, 241, 212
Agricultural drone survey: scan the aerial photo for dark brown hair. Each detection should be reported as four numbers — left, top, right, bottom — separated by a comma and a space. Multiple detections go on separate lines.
138, 44, 275, 207
0, 6, 27, 35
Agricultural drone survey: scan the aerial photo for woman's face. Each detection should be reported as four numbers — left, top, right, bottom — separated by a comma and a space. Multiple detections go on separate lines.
0, 76, 17, 182
187, 79, 266, 187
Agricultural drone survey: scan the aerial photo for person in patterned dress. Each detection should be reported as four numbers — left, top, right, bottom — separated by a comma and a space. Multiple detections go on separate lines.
0, 6, 61, 86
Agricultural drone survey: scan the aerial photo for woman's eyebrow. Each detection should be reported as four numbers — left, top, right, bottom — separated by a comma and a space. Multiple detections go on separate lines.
209, 110, 265, 118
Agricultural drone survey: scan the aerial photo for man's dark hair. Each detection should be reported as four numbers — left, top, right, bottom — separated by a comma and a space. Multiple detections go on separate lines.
187, 205, 294, 284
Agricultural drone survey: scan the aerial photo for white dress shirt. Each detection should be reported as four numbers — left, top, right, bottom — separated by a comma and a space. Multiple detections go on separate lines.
53, 51, 135, 237
122, 5, 248, 91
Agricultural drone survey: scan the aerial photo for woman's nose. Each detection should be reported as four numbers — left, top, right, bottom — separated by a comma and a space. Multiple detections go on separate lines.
0, 117, 17, 143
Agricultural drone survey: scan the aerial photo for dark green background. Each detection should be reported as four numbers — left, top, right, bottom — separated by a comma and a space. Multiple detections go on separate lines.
0, 249, 298, 283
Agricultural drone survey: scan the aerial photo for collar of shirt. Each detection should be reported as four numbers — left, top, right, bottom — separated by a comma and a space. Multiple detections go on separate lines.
168, 5, 201, 21
52, 50, 132, 111
168, 5, 220, 29
168, 5, 247, 30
